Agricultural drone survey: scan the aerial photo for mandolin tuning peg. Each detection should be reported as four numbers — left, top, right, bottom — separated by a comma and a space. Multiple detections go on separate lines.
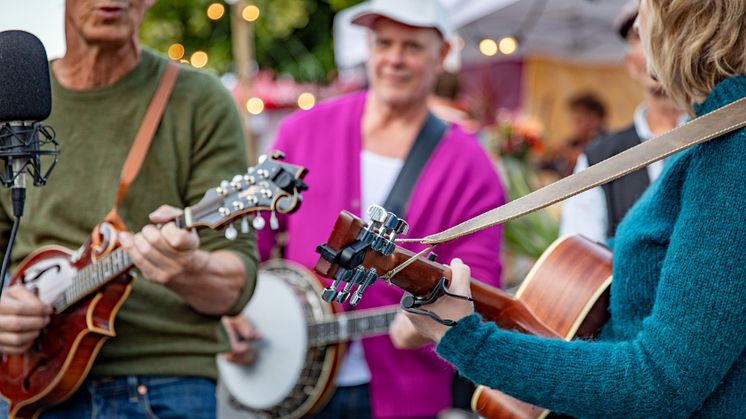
240, 217, 250, 234
224, 224, 238, 241
270, 211, 279, 230
252, 213, 266, 230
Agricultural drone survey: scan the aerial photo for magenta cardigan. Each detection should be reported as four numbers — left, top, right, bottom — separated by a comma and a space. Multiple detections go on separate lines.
260, 91, 504, 418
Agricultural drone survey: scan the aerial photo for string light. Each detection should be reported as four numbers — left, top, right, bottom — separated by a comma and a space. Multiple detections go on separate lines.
499, 36, 518, 55
297, 92, 316, 110
242, 5, 260, 22
479, 39, 498, 57
191, 51, 209, 68
167, 43, 185, 60
246, 97, 265, 115
207, 3, 225, 20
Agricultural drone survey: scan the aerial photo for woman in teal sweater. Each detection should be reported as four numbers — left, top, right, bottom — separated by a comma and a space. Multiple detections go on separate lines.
393, 0, 746, 417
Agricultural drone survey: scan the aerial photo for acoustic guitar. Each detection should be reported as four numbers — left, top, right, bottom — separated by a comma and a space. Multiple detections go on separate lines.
218, 259, 399, 419
0, 153, 308, 419
313, 208, 613, 419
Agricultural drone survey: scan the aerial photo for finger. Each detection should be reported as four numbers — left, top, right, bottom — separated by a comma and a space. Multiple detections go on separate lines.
0, 286, 53, 316
121, 232, 173, 283
234, 317, 261, 340
159, 222, 199, 252
0, 330, 41, 353
149, 205, 183, 224
448, 258, 472, 297
0, 313, 50, 334
140, 225, 180, 260
133, 230, 181, 272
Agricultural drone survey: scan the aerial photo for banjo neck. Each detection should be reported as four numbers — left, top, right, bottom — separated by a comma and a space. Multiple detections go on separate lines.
308, 306, 399, 346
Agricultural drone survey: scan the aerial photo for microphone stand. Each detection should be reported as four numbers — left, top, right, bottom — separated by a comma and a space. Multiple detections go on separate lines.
0, 123, 59, 298
0, 187, 24, 292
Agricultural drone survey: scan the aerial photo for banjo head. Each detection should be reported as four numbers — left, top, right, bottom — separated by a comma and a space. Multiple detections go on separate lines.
217, 260, 339, 418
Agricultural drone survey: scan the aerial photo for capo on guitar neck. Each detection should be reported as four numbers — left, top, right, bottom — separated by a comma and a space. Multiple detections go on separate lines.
400, 277, 473, 327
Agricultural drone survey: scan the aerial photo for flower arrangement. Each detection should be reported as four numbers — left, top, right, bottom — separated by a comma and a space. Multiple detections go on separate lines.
481, 112, 560, 289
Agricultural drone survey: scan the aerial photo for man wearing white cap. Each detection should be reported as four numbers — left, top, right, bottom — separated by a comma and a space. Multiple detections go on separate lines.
251, 0, 505, 417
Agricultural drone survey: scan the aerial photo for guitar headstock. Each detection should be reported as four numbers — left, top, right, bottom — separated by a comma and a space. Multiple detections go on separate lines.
183, 151, 308, 236
314, 205, 447, 306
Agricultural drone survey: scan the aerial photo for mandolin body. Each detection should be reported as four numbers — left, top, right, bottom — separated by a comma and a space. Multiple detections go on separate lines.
0, 245, 133, 419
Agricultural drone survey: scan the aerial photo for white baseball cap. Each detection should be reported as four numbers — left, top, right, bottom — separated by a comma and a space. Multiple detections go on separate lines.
350, 0, 452, 39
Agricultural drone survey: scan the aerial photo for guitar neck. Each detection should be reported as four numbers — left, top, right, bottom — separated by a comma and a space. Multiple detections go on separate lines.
308, 307, 399, 346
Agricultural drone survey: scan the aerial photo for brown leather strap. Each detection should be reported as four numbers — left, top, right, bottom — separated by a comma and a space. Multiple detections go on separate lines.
396, 96, 746, 245
104, 61, 180, 230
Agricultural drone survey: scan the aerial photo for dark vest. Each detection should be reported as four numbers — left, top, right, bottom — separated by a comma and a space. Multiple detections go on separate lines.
585, 124, 650, 238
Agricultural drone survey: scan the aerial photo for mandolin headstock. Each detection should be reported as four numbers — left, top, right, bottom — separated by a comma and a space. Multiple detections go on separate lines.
183, 150, 308, 238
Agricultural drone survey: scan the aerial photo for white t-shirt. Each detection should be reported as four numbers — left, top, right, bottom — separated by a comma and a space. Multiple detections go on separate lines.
336, 150, 403, 387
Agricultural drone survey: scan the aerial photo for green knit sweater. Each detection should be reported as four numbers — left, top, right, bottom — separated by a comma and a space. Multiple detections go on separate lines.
438, 75, 746, 417
0, 49, 258, 380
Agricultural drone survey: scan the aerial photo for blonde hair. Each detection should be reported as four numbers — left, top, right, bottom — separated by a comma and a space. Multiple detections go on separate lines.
643, 0, 746, 114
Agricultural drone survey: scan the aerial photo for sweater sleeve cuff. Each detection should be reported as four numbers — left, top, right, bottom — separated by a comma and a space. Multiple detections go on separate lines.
436, 313, 486, 365
224, 250, 258, 316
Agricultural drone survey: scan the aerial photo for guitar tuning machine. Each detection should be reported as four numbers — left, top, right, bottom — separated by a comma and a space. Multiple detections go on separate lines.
350, 268, 377, 306
336, 267, 366, 303
321, 268, 354, 303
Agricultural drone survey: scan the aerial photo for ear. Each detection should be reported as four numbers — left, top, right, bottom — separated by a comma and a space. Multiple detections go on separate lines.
439, 40, 451, 63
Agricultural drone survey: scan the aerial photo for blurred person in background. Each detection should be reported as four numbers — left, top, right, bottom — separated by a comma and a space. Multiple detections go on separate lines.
0, 0, 257, 417
560, 0, 685, 244
548, 92, 607, 177
224, 0, 504, 417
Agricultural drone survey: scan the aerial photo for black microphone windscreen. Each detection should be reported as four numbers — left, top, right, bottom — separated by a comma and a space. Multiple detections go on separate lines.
0, 30, 52, 122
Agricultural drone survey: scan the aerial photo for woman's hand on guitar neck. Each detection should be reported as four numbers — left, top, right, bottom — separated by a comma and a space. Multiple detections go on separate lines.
400, 258, 475, 344
0, 285, 53, 354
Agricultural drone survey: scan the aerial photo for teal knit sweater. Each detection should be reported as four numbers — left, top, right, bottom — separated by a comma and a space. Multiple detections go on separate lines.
437, 75, 746, 418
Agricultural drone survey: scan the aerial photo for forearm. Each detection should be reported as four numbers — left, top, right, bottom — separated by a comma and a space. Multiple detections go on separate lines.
436, 312, 733, 418
167, 250, 247, 316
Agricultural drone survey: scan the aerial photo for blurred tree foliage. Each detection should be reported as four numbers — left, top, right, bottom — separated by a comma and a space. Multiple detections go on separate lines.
140, 0, 363, 81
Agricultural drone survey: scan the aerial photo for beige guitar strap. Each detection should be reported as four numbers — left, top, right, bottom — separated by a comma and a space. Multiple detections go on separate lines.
398, 96, 746, 245
102, 61, 180, 231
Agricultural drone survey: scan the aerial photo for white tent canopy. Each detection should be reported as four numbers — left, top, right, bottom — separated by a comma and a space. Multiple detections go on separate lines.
335, 0, 631, 70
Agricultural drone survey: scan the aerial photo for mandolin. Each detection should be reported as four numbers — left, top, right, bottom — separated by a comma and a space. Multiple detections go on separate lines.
0, 152, 307, 419
313, 207, 612, 419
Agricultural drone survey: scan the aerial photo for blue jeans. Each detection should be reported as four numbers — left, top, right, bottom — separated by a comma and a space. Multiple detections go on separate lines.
0, 376, 216, 419
310, 384, 372, 419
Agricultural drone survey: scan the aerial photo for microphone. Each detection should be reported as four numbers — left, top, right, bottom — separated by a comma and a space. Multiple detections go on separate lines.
0, 30, 60, 286
0, 30, 59, 213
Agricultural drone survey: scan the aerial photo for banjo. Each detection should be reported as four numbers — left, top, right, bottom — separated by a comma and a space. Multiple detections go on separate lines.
217, 260, 399, 419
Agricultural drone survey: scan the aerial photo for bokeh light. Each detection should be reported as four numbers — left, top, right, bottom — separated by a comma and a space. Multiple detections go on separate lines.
479, 39, 498, 57
191, 51, 209, 68
167, 43, 185, 60
246, 97, 265, 115
297, 92, 316, 110
207, 3, 225, 20
242, 5, 260, 22
499, 36, 518, 55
